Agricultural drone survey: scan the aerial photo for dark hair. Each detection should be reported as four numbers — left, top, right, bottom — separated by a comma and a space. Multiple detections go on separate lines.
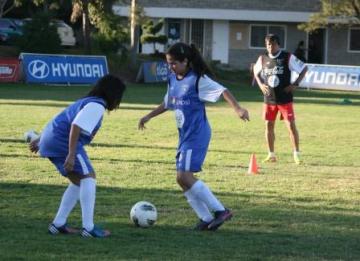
87, 74, 126, 111
265, 34, 280, 46
166, 42, 213, 76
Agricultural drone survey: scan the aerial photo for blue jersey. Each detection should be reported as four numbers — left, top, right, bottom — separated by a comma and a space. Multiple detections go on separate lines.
39, 96, 106, 157
166, 70, 211, 150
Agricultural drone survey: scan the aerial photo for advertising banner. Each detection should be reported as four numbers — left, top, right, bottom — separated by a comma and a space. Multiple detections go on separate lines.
0, 58, 20, 83
20, 53, 108, 85
297, 63, 360, 92
143, 61, 169, 83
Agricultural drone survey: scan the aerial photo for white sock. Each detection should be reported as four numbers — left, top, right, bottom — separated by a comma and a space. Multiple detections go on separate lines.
184, 189, 213, 223
269, 152, 275, 157
294, 151, 300, 157
53, 183, 79, 227
190, 180, 225, 212
80, 177, 96, 231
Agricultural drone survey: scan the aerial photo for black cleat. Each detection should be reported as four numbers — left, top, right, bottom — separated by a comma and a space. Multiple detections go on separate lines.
207, 209, 233, 231
48, 223, 79, 235
193, 219, 212, 231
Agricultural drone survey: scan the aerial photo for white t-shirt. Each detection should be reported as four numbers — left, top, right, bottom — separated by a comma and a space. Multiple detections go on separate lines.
72, 102, 105, 135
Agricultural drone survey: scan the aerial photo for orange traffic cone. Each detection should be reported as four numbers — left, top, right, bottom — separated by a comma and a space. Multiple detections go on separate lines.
247, 154, 259, 175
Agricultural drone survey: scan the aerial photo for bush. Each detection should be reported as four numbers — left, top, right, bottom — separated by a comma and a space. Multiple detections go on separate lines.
16, 12, 61, 54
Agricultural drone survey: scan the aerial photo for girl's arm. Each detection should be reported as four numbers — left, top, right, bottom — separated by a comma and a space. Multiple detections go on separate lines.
222, 89, 250, 121
64, 124, 81, 172
138, 102, 168, 130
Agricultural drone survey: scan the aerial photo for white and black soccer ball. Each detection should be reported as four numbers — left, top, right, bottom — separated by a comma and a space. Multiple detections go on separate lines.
130, 201, 157, 228
24, 130, 40, 143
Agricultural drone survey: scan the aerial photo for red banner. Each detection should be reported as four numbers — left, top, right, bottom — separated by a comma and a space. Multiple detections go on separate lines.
0, 58, 20, 82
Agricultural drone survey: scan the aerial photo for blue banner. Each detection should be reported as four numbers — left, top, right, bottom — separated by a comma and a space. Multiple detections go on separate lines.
143, 61, 169, 83
20, 53, 109, 84
292, 63, 360, 92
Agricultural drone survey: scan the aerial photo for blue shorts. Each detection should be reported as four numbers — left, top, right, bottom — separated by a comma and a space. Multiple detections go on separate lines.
176, 147, 208, 173
49, 150, 94, 176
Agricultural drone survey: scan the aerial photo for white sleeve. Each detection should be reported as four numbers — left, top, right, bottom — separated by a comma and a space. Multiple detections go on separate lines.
198, 75, 227, 103
72, 102, 105, 135
253, 56, 262, 75
289, 54, 306, 74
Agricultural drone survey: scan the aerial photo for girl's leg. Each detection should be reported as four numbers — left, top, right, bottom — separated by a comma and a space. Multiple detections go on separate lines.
178, 172, 213, 222
78, 174, 96, 232
52, 182, 80, 227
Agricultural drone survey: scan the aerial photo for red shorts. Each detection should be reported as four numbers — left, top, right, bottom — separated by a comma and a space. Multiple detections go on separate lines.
263, 102, 295, 121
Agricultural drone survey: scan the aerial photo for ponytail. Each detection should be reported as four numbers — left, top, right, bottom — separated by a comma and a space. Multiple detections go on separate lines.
166, 42, 213, 77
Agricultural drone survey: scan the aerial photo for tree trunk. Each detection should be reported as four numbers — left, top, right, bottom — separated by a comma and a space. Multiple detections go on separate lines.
82, 0, 91, 54
130, 0, 139, 68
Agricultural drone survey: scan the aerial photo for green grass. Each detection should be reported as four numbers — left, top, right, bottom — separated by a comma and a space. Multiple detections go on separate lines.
0, 80, 360, 260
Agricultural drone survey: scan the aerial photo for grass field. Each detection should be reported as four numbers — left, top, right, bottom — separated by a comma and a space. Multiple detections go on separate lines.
0, 79, 360, 260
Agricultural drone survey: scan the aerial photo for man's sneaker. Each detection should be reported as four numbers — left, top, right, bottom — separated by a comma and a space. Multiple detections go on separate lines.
294, 154, 302, 165
48, 223, 79, 235
193, 219, 212, 231
263, 155, 277, 163
81, 225, 111, 238
208, 209, 233, 231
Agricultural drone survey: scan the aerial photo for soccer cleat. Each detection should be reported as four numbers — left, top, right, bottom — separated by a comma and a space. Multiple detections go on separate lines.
193, 219, 212, 231
81, 225, 111, 238
262, 155, 277, 163
207, 209, 233, 231
48, 223, 79, 235
294, 154, 302, 165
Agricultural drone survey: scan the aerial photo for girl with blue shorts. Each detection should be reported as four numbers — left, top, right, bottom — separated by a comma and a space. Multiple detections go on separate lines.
29, 75, 126, 238
139, 43, 249, 231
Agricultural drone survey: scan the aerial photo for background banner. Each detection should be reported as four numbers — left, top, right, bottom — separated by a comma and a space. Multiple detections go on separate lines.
0, 58, 20, 83
143, 61, 169, 83
20, 53, 108, 85
296, 63, 360, 92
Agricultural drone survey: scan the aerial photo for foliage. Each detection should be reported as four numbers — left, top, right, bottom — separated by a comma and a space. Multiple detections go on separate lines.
15, 12, 61, 53
0, 82, 360, 260
299, 0, 360, 32
140, 18, 168, 53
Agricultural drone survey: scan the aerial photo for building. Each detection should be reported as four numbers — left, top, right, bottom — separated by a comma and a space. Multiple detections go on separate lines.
113, 0, 360, 69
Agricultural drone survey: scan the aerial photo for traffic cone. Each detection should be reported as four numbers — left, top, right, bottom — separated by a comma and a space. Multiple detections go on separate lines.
247, 154, 259, 175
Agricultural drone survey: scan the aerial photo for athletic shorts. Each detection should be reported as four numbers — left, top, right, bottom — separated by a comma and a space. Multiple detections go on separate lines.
48, 150, 94, 176
176, 147, 208, 173
263, 102, 295, 121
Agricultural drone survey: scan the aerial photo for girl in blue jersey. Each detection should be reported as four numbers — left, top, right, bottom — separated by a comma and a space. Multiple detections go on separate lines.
139, 42, 249, 231
29, 74, 126, 238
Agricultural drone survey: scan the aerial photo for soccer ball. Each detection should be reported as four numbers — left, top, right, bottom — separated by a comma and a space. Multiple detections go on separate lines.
24, 130, 40, 143
130, 201, 157, 228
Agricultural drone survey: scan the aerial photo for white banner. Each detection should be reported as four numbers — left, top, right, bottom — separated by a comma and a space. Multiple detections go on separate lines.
293, 64, 360, 92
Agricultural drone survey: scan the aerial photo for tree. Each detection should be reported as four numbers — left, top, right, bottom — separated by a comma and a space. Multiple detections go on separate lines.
140, 18, 167, 54
129, 0, 147, 67
0, 0, 22, 17
299, 0, 360, 32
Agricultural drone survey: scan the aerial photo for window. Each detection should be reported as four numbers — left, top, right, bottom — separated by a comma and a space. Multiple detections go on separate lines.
167, 19, 181, 45
349, 28, 360, 51
250, 25, 286, 48
190, 19, 204, 51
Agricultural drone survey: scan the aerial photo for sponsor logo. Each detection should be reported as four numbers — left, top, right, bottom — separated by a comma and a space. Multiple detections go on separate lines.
0, 65, 15, 77
28, 60, 49, 79
304, 70, 360, 87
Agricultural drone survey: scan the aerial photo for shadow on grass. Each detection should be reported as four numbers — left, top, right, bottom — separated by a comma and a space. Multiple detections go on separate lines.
0, 182, 358, 260
1, 82, 359, 106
